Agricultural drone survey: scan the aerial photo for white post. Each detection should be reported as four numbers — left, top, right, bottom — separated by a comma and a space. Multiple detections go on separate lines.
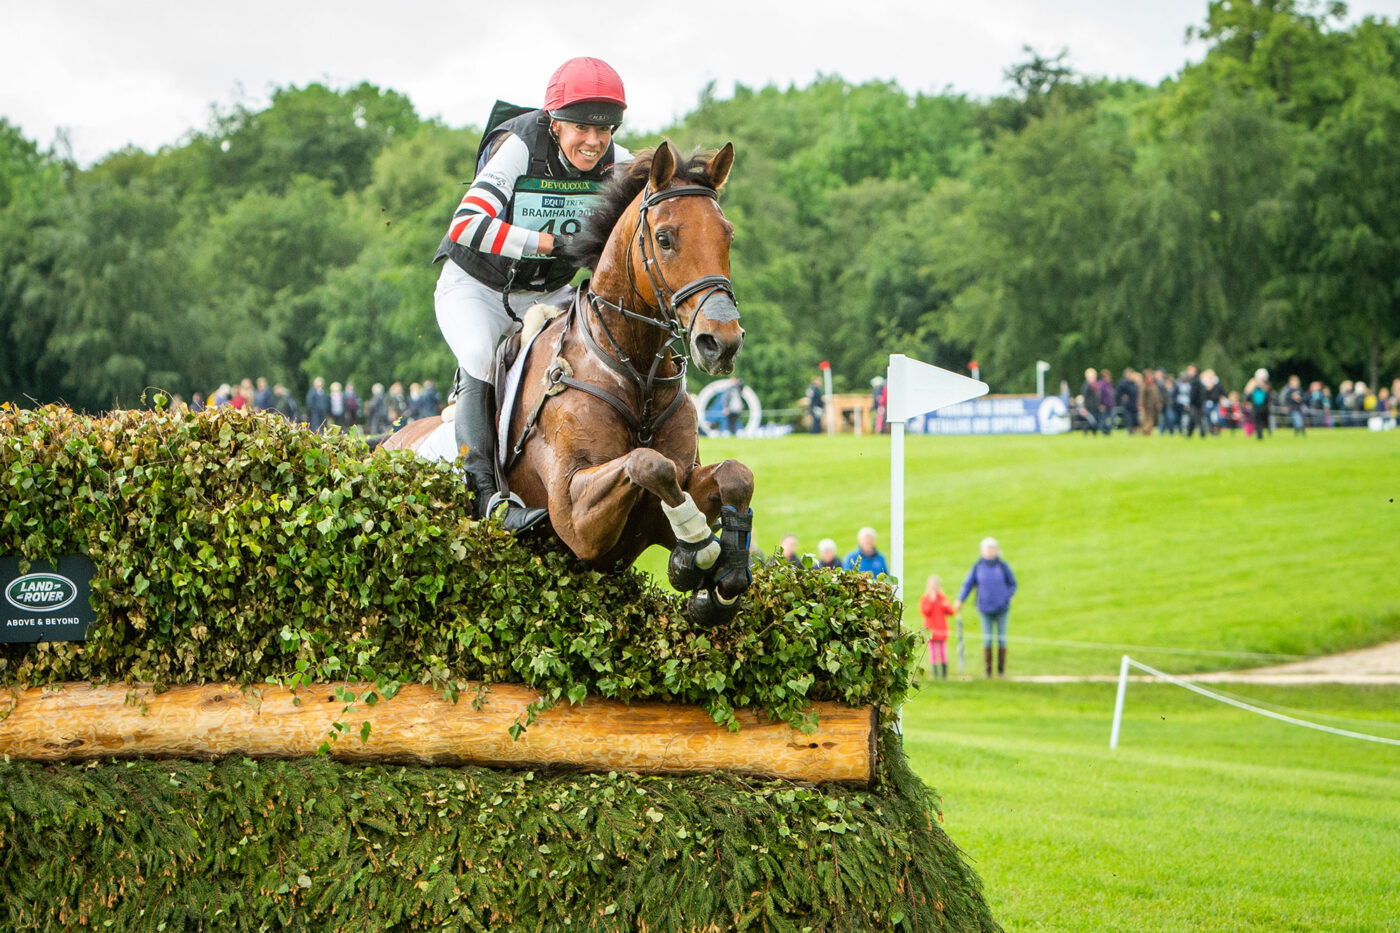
1036, 360, 1051, 398
1109, 654, 1131, 749
956, 615, 965, 677
823, 367, 834, 437
890, 420, 904, 605
892, 417, 905, 733
885, 353, 988, 726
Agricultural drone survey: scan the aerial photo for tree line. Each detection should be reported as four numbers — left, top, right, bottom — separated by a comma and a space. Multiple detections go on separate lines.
2, 0, 1397, 414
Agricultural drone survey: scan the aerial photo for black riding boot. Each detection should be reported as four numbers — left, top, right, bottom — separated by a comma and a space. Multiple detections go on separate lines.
997, 645, 1007, 678
983, 647, 993, 679
454, 375, 548, 533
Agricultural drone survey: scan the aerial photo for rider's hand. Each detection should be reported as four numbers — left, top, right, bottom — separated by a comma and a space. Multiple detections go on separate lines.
537, 232, 555, 256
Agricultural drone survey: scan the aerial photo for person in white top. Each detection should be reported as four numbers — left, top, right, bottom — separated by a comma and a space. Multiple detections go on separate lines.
431, 57, 632, 531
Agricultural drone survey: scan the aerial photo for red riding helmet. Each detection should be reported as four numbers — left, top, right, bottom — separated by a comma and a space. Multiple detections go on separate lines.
544, 57, 627, 126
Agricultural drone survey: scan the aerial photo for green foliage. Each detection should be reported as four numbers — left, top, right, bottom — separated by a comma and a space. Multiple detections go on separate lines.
0, 405, 915, 736
186, 175, 364, 385
0, 405, 999, 931
193, 82, 421, 197
0, 742, 999, 932
302, 122, 480, 388
1279, 17, 1400, 384
4, 6, 1399, 408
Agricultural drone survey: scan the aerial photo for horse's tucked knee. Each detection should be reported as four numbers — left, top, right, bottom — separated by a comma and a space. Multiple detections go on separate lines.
626, 449, 683, 503
714, 459, 754, 507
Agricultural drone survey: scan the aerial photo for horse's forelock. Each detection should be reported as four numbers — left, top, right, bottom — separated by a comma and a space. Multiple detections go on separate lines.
561, 148, 719, 270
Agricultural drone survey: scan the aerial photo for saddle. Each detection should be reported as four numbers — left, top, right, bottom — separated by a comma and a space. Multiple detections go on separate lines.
435, 295, 570, 480
492, 299, 569, 470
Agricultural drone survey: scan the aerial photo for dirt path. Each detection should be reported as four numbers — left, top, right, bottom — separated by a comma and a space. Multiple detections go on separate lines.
1012, 638, 1400, 685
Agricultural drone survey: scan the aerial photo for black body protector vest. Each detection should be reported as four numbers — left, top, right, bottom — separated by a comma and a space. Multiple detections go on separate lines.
434, 105, 618, 294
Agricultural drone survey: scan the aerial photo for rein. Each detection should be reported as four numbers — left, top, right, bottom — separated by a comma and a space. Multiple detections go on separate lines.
505, 182, 736, 469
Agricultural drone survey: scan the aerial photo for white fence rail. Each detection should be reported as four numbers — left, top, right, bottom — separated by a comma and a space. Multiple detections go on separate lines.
1108, 655, 1400, 749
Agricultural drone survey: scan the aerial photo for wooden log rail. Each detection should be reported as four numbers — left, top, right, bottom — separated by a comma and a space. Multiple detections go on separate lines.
0, 682, 877, 786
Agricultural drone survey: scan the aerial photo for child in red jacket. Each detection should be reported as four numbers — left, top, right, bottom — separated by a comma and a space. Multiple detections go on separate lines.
919, 575, 955, 680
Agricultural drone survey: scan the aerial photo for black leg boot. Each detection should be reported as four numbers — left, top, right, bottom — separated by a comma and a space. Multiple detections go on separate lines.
684, 506, 752, 627
455, 375, 548, 533
983, 647, 993, 679
997, 645, 1007, 678
714, 506, 754, 599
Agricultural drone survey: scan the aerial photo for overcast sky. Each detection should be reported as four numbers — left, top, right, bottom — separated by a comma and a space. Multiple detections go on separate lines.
5, 0, 1400, 165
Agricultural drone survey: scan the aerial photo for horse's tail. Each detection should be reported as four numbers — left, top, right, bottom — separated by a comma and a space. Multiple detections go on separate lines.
364, 432, 392, 452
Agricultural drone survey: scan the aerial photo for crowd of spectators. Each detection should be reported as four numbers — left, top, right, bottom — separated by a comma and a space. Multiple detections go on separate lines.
775, 529, 1018, 681
165, 377, 443, 434
1073, 367, 1400, 437
777, 527, 890, 575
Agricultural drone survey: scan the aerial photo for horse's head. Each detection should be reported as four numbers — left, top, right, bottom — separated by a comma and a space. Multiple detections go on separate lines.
629, 141, 742, 376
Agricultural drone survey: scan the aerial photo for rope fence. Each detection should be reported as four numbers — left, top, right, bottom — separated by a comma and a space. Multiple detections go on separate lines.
1108, 656, 1400, 750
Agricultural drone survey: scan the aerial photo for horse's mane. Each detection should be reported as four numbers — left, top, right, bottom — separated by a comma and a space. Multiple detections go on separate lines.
561, 148, 717, 270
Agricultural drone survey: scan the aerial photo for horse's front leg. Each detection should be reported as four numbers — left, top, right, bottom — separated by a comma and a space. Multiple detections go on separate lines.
680, 459, 755, 624
556, 449, 715, 567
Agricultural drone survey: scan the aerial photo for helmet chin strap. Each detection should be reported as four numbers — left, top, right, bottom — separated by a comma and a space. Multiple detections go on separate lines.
547, 122, 584, 178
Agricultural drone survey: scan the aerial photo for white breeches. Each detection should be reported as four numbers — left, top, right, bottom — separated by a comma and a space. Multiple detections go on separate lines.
434, 262, 573, 382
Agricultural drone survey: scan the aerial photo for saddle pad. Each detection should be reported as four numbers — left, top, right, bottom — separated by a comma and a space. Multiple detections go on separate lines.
496, 302, 568, 469
417, 419, 461, 465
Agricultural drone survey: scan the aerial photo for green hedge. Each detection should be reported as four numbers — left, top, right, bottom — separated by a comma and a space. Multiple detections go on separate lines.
0, 404, 1000, 931
1, 404, 912, 732
0, 748, 998, 932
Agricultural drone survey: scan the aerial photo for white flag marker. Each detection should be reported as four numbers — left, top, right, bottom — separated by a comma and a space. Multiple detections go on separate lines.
886, 355, 988, 605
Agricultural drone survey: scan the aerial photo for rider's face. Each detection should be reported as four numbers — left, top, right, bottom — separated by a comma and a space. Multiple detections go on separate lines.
554, 121, 612, 171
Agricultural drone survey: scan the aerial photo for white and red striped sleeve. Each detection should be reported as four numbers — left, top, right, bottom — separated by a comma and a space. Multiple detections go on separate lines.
446, 133, 539, 259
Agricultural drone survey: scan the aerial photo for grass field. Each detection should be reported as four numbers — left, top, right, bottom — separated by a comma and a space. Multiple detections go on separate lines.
902, 682, 1400, 932
644, 428, 1400, 676
648, 428, 1400, 930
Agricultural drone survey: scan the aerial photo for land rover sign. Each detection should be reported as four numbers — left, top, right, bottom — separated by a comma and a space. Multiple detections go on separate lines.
0, 555, 95, 643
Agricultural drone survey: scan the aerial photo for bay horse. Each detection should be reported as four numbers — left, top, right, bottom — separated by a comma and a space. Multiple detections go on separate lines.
382, 141, 754, 623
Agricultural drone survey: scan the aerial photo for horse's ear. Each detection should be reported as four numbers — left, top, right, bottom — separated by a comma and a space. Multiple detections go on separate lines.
705, 142, 735, 190
650, 140, 678, 189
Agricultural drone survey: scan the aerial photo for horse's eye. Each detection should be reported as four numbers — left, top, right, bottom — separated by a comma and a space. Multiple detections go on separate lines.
656, 232, 673, 250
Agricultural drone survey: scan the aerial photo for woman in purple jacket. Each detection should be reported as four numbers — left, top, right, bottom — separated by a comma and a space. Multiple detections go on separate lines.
953, 537, 1018, 678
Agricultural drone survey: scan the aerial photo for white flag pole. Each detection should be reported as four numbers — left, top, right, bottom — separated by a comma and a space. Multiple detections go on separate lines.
885, 350, 989, 615
890, 417, 905, 605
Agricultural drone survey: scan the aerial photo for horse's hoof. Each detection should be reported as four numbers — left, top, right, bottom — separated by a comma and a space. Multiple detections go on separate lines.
713, 505, 753, 599
684, 586, 741, 626
667, 534, 720, 591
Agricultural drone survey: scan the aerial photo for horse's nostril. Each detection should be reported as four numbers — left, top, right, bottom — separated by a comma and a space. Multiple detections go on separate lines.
696, 334, 720, 358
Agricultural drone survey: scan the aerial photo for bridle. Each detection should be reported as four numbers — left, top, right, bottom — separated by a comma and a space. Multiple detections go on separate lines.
585, 182, 737, 354
506, 181, 738, 469
634, 183, 738, 334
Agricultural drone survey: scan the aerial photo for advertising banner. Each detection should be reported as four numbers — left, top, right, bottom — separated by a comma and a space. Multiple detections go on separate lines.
1, 554, 96, 643
908, 395, 1071, 435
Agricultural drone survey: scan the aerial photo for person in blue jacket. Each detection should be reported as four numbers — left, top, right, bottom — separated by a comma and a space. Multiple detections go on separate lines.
843, 527, 890, 577
953, 537, 1018, 678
